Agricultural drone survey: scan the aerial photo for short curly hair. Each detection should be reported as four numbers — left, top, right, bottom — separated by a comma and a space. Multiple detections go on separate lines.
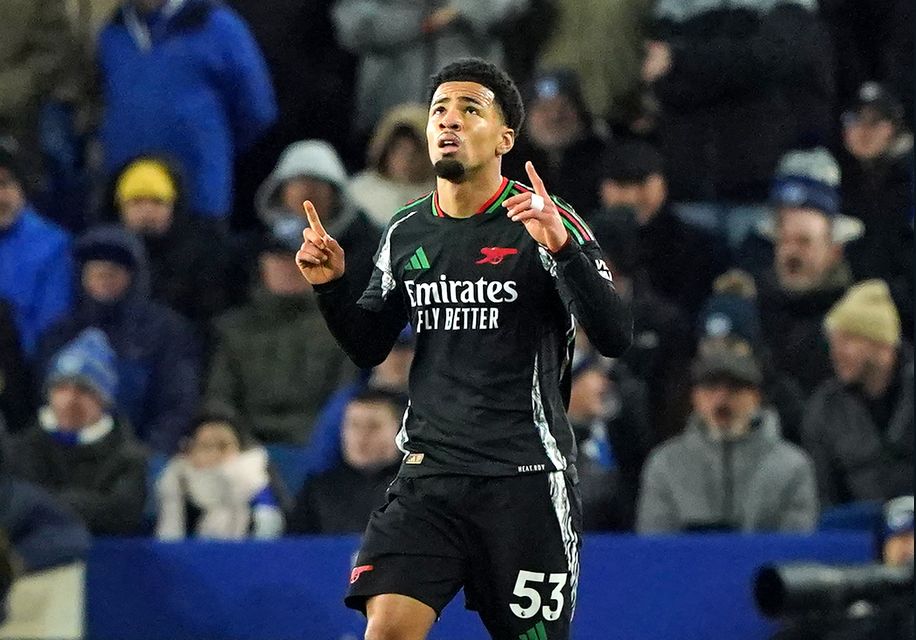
427, 58, 525, 132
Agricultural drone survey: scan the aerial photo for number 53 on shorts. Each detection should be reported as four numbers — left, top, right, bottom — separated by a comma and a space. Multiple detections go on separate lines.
509, 570, 568, 621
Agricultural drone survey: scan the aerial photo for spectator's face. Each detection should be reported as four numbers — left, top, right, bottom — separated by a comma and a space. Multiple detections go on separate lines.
259, 252, 311, 295
50, 381, 105, 431
188, 422, 241, 469
383, 133, 431, 183
568, 368, 609, 423
0, 168, 25, 229
281, 177, 336, 220
774, 209, 840, 292
427, 81, 515, 180
82, 260, 133, 303
884, 531, 914, 567
527, 94, 583, 151
599, 175, 666, 224
342, 400, 400, 470
843, 108, 896, 161
120, 197, 175, 236
827, 329, 887, 385
692, 381, 761, 433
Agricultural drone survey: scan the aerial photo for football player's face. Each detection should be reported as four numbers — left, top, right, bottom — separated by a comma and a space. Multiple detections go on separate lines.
427, 81, 514, 176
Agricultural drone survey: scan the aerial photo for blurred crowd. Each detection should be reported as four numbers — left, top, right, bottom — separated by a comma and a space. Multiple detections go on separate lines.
0, 0, 912, 621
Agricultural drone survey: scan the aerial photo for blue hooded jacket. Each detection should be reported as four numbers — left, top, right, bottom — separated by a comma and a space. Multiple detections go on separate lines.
37, 226, 201, 453
97, 0, 277, 219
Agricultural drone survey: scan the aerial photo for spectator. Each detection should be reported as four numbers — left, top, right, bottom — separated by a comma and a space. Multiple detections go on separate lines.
537, 0, 652, 126
305, 326, 414, 477
10, 329, 147, 536
802, 280, 912, 505
0, 144, 73, 358
747, 149, 859, 395
96, 0, 277, 224
255, 140, 381, 289
588, 209, 694, 442
0, 301, 34, 433
637, 347, 818, 533
332, 0, 528, 141
205, 222, 356, 445
839, 83, 914, 338
567, 356, 650, 531
349, 104, 436, 227
155, 409, 286, 540
502, 69, 608, 213
37, 225, 200, 453
644, 0, 833, 246
697, 270, 806, 444
105, 155, 234, 342
0, 0, 81, 190
288, 388, 403, 534
595, 140, 729, 317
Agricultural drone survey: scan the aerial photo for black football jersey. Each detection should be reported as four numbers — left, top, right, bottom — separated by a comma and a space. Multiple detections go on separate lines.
315, 177, 631, 477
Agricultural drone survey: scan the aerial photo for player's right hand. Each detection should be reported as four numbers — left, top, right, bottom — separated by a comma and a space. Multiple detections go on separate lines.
296, 200, 345, 285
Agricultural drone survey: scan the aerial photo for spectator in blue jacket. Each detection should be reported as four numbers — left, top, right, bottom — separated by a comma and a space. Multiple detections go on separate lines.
96, 0, 277, 223
37, 226, 200, 453
0, 143, 73, 358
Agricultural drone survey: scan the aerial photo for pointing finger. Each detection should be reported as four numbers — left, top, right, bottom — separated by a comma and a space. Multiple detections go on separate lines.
525, 161, 548, 197
303, 200, 327, 238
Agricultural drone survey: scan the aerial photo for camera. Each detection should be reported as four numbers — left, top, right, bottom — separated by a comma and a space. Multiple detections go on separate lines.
753, 561, 913, 617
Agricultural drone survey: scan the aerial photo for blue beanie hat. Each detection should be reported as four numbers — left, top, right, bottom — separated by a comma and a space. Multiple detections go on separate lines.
698, 293, 762, 349
770, 148, 840, 216
45, 329, 118, 406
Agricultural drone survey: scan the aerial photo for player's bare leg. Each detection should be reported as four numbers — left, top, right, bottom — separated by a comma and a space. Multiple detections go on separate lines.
364, 593, 437, 640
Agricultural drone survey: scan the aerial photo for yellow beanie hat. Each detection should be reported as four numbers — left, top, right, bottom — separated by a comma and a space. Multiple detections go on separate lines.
824, 279, 901, 345
115, 159, 177, 205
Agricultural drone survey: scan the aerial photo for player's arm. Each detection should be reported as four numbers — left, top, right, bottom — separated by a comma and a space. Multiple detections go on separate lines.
297, 201, 407, 368
503, 163, 632, 357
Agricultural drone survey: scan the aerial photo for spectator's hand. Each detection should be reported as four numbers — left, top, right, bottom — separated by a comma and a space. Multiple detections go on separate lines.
642, 41, 672, 83
423, 6, 459, 33
503, 161, 570, 253
296, 201, 345, 284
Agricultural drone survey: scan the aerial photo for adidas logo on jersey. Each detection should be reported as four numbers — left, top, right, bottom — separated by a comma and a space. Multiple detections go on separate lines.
404, 246, 431, 271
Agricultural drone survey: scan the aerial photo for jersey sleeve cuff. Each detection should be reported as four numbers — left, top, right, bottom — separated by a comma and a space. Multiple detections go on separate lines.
312, 276, 350, 297
548, 238, 583, 263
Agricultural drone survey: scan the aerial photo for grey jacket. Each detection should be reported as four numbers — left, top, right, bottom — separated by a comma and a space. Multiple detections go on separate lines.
332, 0, 528, 134
636, 409, 818, 533
802, 351, 914, 506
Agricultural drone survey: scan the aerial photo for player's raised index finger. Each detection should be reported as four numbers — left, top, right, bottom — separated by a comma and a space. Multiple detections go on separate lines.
303, 200, 327, 237
525, 161, 548, 196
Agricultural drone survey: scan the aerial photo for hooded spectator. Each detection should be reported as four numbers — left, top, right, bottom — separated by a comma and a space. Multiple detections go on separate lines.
155, 408, 287, 540
0, 144, 73, 357
349, 104, 436, 227
255, 140, 381, 289
10, 329, 147, 536
503, 69, 608, 213
839, 83, 914, 339
36, 226, 200, 453
637, 346, 818, 533
802, 280, 912, 505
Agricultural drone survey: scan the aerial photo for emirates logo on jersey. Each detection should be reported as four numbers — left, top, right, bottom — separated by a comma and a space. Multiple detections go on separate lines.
476, 247, 518, 265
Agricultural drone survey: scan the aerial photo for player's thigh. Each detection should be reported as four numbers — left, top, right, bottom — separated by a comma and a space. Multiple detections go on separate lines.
364, 593, 437, 640
345, 477, 467, 618
469, 471, 583, 640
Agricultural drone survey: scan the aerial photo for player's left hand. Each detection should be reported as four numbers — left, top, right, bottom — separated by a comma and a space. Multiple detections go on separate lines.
503, 161, 570, 253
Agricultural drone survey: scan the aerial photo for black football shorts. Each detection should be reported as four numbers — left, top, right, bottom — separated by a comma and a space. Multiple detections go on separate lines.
345, 471, 582, 640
